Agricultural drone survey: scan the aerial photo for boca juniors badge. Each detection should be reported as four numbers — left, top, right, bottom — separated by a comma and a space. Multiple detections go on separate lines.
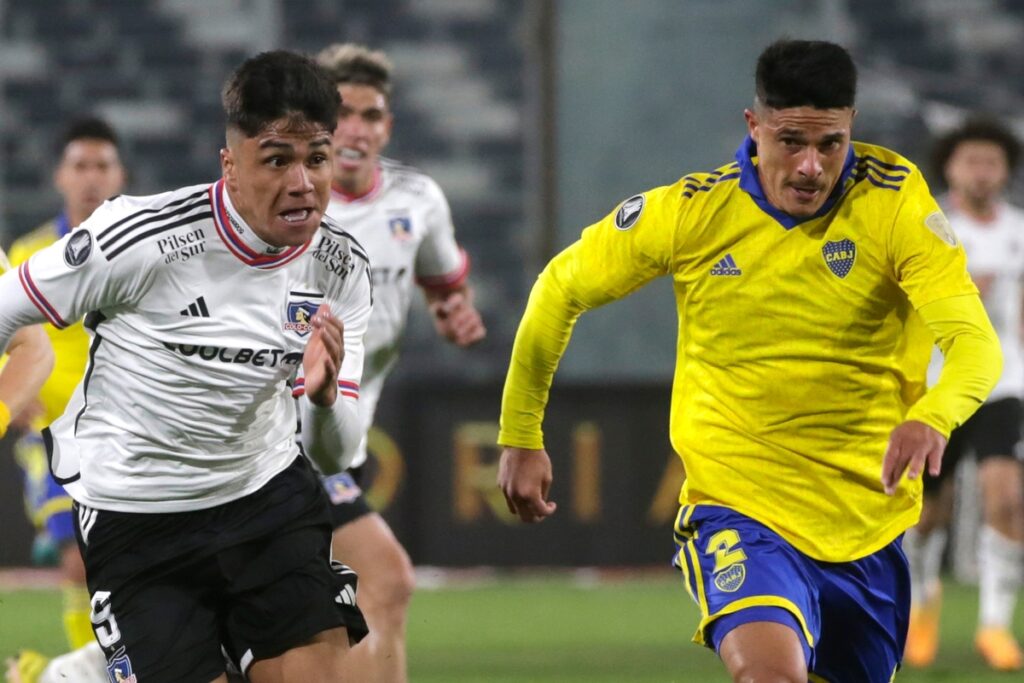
284, 293, 322, 337
388, 215, 413, 241
822, 238, 856, 278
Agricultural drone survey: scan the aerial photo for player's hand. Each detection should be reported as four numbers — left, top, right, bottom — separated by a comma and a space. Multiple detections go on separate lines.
429, 289, 486, 347
881, 420, 947, 496
498, 447, 557, 523
302, 304, 344, 407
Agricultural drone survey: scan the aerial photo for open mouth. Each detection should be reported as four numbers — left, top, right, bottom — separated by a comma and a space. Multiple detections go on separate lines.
279, 208, 312, 223
338, 147, 366, 162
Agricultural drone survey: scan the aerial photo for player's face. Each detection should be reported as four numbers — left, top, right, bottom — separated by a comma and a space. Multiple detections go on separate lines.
745, 105, 854, 218
945, 140, 1009, 206
54, 139, 125, 225
332, 84, 392, 193
220, 117, 333, 248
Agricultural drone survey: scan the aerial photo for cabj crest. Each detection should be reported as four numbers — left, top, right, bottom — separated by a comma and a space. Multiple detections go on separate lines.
822, 238, 856, 278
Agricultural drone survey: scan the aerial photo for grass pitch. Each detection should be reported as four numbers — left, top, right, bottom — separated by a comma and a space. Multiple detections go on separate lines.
1, 573, 1021, 682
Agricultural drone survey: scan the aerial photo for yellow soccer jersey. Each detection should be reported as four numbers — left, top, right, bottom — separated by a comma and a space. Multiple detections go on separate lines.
500, 138, 985, 562
9, 216, 89, 428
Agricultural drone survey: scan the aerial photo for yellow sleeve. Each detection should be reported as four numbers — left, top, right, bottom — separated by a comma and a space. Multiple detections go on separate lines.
498, 186, 682, 448
888, 170, 977, 308
906, 294, 1002, 437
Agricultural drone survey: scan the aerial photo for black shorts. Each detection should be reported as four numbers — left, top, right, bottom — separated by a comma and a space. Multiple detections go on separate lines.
925, 397, 1023, 493
322, 464, 374, 529
75, 456, 368, 683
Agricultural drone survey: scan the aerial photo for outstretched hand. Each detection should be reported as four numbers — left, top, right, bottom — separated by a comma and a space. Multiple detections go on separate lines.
429, 289, 486, 347
881, 420, 947, 495
302, 304, 344, 407
498, 447, 558, 523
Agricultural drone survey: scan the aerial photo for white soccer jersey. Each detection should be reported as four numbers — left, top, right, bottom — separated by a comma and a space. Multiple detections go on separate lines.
325, 159, 467, 467
0, 179, 372, 513
932, 200, 1024, 401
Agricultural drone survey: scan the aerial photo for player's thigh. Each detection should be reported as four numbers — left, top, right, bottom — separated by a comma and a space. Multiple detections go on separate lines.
673, 505, 819, 663
247, 626, 349, 683
719, 621, 807, 682
331, 512, 415, 610
978, 456, 1024, 525
812, 539, 908, 683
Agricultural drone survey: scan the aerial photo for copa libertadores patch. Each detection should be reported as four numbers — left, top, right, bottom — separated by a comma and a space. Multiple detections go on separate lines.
925, 211, 957, 246
63, 230, 93, 268
615, 194, 645, 231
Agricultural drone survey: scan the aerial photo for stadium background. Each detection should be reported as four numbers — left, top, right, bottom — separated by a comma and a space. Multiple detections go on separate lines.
1, 0, 1023, 679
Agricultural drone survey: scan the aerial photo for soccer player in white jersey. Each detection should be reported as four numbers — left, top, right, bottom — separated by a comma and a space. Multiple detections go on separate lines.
904, 116, 1024, 671
312, 43, 485, 683
0, 51, 372, 683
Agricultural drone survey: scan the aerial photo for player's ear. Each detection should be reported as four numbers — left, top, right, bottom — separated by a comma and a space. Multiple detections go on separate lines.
744, 108, 758, 142
221, 147, 235, 186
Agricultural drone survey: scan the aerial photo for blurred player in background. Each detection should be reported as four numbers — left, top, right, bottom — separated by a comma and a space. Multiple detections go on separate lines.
314, 43, 485, 683
9, 118, 125, 663
498, 39, 1002, 682
0, 50, 371, 682
904, 116, 1024, 672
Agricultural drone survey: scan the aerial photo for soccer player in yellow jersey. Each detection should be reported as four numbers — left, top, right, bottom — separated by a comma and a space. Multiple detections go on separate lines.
9, 117, 125, 653
497, 39, 1002, 682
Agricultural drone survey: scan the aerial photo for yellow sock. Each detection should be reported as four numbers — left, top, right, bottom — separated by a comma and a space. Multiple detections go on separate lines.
62, 583, 94, 649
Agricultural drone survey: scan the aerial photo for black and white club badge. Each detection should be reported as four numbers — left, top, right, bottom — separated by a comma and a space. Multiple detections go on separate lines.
615, 194, 645, 231
63, 230, 93, 268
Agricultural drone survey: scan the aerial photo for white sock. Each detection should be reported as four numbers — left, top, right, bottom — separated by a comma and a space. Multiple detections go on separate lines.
41, 642, 108, 683
905, 527, 946, 605
978, 524, 1024, 629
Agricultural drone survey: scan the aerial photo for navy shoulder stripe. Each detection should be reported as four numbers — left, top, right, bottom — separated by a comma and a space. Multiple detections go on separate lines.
859, 155, 911, 174
682, 168, 740, 199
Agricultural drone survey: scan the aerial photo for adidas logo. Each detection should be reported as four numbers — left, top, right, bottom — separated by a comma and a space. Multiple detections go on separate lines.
710, 253, 742, 276
180, 296, 210, 317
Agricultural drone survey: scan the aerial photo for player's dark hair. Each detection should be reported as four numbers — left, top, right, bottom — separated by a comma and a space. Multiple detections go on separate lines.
57, 116, 119, 155
932, 115, 1021, 180
222, 50, 340, 137
755, 39, 857, 110
316, 43, 393, 102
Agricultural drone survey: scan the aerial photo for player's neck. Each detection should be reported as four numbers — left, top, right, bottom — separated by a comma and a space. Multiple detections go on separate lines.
332, 166, 380, 202
65, 206, 92, 229
951, 191, 1000, 224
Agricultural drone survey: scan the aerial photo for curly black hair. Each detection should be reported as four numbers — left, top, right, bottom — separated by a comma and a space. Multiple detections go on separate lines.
932, 115, 1021, 181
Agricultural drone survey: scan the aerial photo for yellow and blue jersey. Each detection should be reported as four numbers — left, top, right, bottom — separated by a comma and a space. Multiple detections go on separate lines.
9, 214, 90, 429
500, 138, 978, 563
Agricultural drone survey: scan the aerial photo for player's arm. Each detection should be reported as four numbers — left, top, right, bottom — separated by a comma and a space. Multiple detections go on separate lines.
299, 257, 373, 474
0, 324, 54, 438
416, 180, 485, 346
498, 187, 681, 522
881, 171, 1002, 493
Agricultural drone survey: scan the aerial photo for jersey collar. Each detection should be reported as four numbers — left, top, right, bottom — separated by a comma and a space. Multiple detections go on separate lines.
735, 135, 856, 230
209, 179, 311, 269
331, 166, 382, 204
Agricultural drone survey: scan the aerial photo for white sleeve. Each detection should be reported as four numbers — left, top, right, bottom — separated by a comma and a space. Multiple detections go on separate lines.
414, 178, 469, 291
299, 251, 373, 473
0, 202, 149, 351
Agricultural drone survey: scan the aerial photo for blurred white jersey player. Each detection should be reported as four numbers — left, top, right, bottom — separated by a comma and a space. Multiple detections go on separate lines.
312, 43, 486, 683
905, 116, 1024, 672
327, 156, 470, 468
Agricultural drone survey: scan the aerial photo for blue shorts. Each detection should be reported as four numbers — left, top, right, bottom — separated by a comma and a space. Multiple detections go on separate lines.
672, 504, 909, 683
16, 432, 75, 546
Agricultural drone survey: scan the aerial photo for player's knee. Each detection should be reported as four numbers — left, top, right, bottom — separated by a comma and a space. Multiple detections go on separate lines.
729, 664, 805, 683
378, 548, 415, 612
